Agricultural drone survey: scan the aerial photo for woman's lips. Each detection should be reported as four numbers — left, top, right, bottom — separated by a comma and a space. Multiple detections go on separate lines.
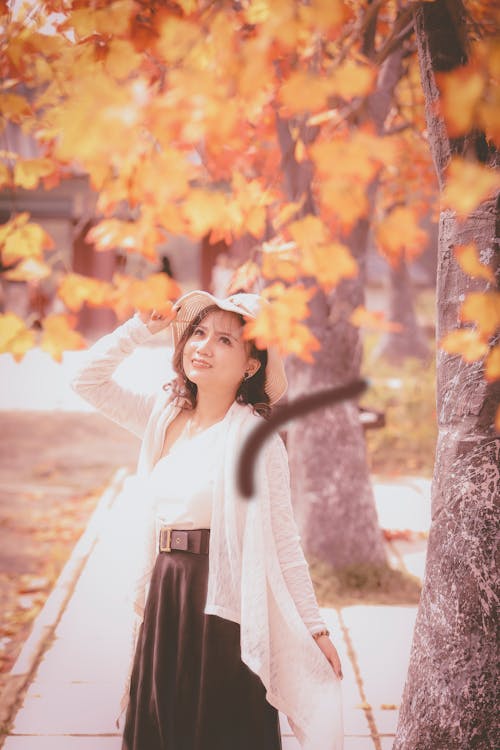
192, 359, 211, 368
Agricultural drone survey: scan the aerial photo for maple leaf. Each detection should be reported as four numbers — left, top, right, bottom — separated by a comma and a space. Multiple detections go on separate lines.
86, 217, 163, 262
460, 291, 500, 340
440, 329, 489, 362
40, 314, 86, 362
454, 243, 495, 283
13, 159, 55, 190
0, 213, 55, 264
328, 59, 376, 100
375, 207, 428, 265
3, 258, 51, 282
350, 306, 403, 333
0, 313, 35, 362
317, 179, 369, 231
57, 273, 114, 312
300, 242, 358, 292
288, 215, 328, 250
442, 157, 500, 218
484, 345, 500, 382
0, 93, 31, 122
261, 239, 300, 282
436, 63, 484, 138
279, 72, 333, 115
109, 273, 181, 320
226, 260, 261, 295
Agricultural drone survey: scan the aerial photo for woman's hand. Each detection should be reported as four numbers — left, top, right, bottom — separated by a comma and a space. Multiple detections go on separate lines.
314, 635, 343, 680
138, 304, 178, 334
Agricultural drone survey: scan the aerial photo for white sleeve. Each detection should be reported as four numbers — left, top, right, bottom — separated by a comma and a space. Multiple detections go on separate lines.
266, 433, 329, 636
70, 314, 158, 439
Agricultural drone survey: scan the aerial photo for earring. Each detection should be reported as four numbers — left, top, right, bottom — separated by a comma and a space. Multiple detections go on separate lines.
243, 371, 250, 380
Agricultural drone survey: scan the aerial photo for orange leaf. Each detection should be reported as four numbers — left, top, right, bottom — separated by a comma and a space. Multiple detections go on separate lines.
0, 313, 35, 362
375, 207, 428, 265
40, 314, 86, 362
279, 72, 333, 115
261, 239, 299, 282
440, 329, 489, 362
350, 306, 403, 333
288, 215, 328, 250
3, 258, 51, 282
495, 404, 500, 433
243, 282, 320, 361
454, 243, 495, 283
0, 93, 31, 122
328, 59, 376, 100
0, 214, 54, 264
226, 260, 261, 295
436, 65, 484, 138
13, 159, 55, 190
460, 291, 500, 339
57, 273, 114, 312
442, 157, 500, 218
273, 199, 305, 230
300, 242, 358, 292
318, 179, 369, 231
484, 345, 500, 382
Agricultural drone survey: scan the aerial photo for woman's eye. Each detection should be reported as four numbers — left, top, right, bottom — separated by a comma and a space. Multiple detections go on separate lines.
220, 336, 231, 345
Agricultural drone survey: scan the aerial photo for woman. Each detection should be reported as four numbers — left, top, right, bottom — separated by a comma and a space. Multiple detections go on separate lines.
71, 290, 344, 750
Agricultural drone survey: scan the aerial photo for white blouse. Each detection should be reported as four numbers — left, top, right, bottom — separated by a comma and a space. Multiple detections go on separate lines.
148, 419, 225, 533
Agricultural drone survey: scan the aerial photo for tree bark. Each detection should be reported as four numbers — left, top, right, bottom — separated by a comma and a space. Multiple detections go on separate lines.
394, 3, 499, 747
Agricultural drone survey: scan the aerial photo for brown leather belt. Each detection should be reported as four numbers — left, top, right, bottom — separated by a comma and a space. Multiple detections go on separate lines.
158, 526, 210, 555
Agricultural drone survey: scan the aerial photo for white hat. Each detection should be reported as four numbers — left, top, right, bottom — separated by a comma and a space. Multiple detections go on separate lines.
170, 290, 288, 406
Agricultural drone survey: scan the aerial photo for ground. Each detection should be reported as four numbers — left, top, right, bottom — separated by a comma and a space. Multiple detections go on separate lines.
0, 412, 140, 694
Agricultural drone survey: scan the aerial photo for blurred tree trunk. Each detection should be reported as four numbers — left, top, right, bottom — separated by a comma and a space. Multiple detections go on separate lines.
375, 256, 430, 364
394, 3, 499, 748
274, 41, 412, 569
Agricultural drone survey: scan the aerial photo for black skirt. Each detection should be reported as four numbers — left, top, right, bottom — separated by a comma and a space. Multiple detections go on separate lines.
121, 530, 282, 750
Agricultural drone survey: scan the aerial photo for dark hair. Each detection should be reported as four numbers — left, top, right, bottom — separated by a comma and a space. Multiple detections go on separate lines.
163, 304, 272, 420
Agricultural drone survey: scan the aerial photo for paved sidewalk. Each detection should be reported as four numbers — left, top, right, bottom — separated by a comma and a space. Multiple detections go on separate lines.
0, 469, 429, 750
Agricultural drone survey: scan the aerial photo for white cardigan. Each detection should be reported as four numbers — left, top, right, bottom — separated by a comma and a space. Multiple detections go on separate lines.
71, 314, 344, 750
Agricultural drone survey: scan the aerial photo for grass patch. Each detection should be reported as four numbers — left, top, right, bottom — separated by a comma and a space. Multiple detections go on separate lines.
310, 557, 422, 608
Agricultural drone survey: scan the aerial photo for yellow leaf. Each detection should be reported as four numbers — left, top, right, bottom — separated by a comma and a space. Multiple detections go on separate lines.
3, 258, 51, 282
272, 199, 305, 230
454, 243, 495, 283
288, 215, 328, 250
0, 313, 36, 362
318, 179, 369, 230
1, 215, 54, 264
261, 239, 300, 282
40, 314, 86, 362
300, 242, 358, 292
460, 291, 500, 339
0, 162, 10, 189
300, 0, 347, 31
13, 159, 55, 190
0, 93, 31, 122
442, 157, 500, 217
226, 260, 261, 295
155, 17, 201, 66
485, 345, 500, 381
105, 39, 142, 80
436, 65, 484, 137
375, 207, 428, 265
279, 72, 333, 115
350, 306, 403, 333
57, 273, 114, 312
329, 59, 376, 100
440, 329, 489, 362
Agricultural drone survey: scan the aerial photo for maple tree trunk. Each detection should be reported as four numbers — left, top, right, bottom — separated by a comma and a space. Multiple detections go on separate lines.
273, 44, 409, 569
284, 223, 387, 569
394, 4, 500, 747
375, 257, 430, 364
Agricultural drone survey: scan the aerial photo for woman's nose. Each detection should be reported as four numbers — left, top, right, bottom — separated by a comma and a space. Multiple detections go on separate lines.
196, 336, 213, 354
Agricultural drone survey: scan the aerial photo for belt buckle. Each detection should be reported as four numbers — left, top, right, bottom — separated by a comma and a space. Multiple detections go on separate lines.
159, 526, 173, 553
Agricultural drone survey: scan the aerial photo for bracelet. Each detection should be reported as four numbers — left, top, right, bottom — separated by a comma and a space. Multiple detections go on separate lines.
312, 628, 330, 640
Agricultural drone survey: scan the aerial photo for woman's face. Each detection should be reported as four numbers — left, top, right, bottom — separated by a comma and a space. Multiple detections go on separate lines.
182, 309, 260, 396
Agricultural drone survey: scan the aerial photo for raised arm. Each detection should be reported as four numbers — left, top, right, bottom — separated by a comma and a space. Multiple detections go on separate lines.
70, 314, 158, 439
